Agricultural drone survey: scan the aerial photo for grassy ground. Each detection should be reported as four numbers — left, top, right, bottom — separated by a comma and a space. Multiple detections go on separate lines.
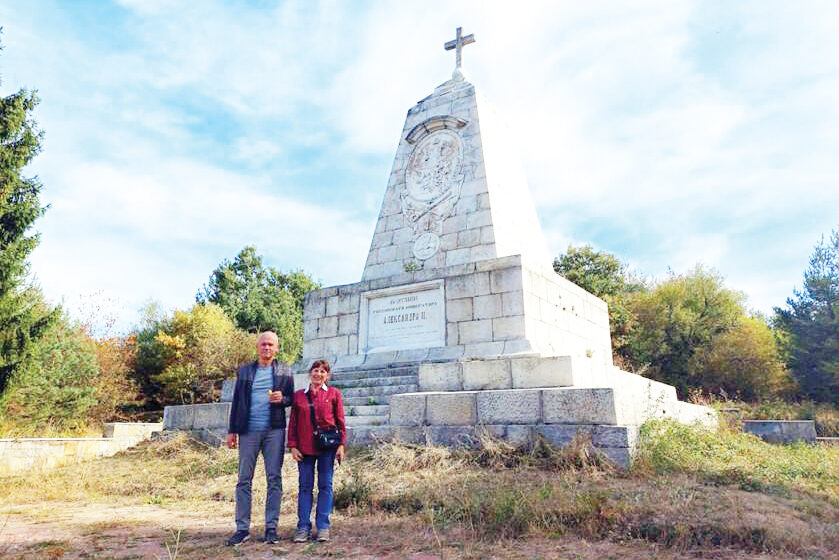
1, 421, 837, 560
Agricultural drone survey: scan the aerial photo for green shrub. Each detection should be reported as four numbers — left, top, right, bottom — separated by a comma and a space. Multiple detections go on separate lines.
0, 314, 99, 432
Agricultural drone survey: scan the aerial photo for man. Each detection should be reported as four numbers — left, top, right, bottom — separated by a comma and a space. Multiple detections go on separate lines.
225, 331, 294, 546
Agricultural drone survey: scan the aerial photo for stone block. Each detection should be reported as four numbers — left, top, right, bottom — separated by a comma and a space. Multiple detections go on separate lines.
503, 339, 534, 355
473, 294, 502, 320
534, 424, 594, 447
442, 214, 468, 234
318, 316, 338, 338
447, 297, 473, 322
446, 272, 490, 299
471, 244, 496, 261
163, 405, 195, 430
440, 232, 457, 250
459, 319, 492, 344
427, 345, 465, 361
303, 319, 319, 340
419, 362, 462, 391
457, 228, 481, 247
504, 424, 532, 444
446, 323, 459, 345
323, 336, 349, 356
389, 394, 427, 426
490, 267, 522, 294
371, 231, 393, 248
391, 426, 426, 444
427, 393, 477, 426
462, 359, 511, 390
338, 313, 359, 335
542, 388, 618, 425
477, 390, 540, 424
492, 316, 525, 341
426, 426, 480, 447
511, 356, 575, 389
464, 341, 506, 358
193, 403, 231, 429
393, 227, 413, 244
303, 297, 326, 321
596, 447, 634, 470
592, 425, 639, 448
501, 290, 524, 316
743, 420, 817, 443
394, 348, 430, 363
221, 378, 236, 402
466, 209, 492, 229
480, 225, 494, 243
378, 244, 399, 262
446, 248, 472, 266
363, 351, 398, 368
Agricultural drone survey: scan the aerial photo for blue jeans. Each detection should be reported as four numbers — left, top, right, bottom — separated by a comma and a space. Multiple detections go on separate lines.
296, 449, 336, 532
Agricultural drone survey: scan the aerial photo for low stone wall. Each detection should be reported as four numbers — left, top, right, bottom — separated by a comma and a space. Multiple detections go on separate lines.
0, 423, 162, 476
162, 402, 231, 445
743, 420, 817, 443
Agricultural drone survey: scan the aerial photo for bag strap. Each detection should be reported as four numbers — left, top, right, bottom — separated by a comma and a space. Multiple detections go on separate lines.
305, 389, 319, 431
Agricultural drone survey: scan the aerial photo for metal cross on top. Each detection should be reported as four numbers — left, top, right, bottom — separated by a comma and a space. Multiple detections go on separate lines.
444, 27, 475, 79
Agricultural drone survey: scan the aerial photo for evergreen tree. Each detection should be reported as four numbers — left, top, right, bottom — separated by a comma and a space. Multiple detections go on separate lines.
197, 246, 319, 361
775, 228, 839, 404
0, 59, 57, 393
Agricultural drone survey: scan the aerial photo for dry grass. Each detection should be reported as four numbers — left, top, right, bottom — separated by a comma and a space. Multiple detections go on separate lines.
1, 428, 838, 559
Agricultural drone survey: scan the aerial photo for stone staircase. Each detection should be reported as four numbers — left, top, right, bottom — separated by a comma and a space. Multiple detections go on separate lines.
330, 364, 419, 443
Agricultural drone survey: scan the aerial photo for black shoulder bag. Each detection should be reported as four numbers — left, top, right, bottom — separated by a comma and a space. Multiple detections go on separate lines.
305, 389, 341, 451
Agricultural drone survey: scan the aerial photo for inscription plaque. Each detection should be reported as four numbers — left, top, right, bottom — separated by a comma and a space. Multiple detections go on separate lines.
359, 281, 445, 353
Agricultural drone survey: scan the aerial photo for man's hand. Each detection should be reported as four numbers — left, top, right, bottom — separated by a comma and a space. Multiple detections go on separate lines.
290, 448, 303, 462
226, 433, 238, 449
336, 445, 345, 464
267, 390, 284, 404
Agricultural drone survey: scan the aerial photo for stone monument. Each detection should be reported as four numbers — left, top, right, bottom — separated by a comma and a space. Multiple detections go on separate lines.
300, 28, 715, 466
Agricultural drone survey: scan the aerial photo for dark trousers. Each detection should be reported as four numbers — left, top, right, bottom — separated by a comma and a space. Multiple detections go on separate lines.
235, 428, 285, 531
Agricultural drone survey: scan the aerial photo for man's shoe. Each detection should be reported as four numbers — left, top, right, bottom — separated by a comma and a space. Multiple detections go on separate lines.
225, 530, 250, 546
316, 528, 330, 542
292, 529, 309, 543
264, 528, 279, 544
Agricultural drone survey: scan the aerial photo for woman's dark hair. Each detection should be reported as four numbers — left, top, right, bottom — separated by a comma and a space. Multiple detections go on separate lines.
309, 359, 331, 374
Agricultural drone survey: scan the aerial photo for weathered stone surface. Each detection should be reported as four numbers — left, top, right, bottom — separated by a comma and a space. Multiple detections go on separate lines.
163, 405, 195, 430
743, 420, 817, 443
427, 393, 477, 425
192, 403, 231, 429
596, 446, 633, 470
419, 362, 462, 391
534, 424, 594, 447
592, 425, 639, 448
389, 394, 427, 426
542, 388, 618, 425
462, 359, 511, 390
511, 356, 574, 389
221, 379, 235, 402
476, 389, 540, 424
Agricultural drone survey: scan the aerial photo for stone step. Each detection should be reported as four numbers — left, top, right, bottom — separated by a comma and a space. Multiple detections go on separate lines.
344, 394, 397, 407
341, 384, 418, 399
344, 404, 390, 416
332, 375, 418, 389
331, 366, 420, 381
345, 415, 389, 427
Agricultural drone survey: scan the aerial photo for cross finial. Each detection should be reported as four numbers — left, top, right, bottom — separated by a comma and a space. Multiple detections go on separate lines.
444, 27, 475, 81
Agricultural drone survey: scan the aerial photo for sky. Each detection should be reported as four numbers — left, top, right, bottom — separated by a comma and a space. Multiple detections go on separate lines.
1, 0, 837, 335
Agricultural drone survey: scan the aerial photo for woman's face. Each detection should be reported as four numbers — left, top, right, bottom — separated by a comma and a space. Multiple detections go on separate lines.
309, 365, 329, 387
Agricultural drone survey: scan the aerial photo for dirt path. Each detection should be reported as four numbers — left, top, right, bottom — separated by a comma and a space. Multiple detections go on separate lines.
1, 501, 794, 560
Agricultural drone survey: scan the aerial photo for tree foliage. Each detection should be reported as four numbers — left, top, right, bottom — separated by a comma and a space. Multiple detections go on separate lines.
0, 312, 99, 430
775, 228, 839, 404
0, 81, 57, 393
197, 246, 319, 362
146, 303, 255, 405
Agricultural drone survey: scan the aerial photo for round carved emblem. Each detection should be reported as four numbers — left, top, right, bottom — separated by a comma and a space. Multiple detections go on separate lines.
412, 232, 441, 260
405, 130, 463, 203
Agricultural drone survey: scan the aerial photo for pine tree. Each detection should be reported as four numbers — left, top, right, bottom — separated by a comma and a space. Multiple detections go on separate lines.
0, 74, 56, 392
775, 228, 839, 404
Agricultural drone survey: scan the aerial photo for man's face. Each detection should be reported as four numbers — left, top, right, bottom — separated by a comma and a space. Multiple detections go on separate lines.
257, 334, 279, 362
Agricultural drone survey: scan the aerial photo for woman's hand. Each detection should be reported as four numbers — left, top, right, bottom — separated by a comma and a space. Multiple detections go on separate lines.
290, 447, 303, 462
336, 445, 345, 464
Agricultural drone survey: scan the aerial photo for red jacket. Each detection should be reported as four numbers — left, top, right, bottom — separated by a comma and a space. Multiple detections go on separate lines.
287, 385, 347, 455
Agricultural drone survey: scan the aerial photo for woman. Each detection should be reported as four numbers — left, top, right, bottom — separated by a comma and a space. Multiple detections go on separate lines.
288, 359, 346, 543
